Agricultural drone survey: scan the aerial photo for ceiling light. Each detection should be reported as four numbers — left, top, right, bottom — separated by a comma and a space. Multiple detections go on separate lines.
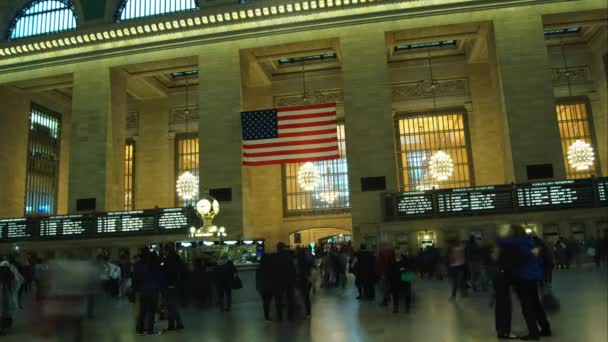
320, 0, 327, 7
179, 19, 187, 27
102, 32, 110, 39
70, 37, 77, 44
279, 5, 285, 12
303, 2, 310, 10
286, 4, 294, 11
130, 27, 137, 35
173, 20, 179, 28
295, 3, 302, 10
122, 28, 130, 36
231, 12, 239, 20
335, 0, 342, 5
224, 13, 231, 21
194, 17, 201, 25
271, 6, 278, 14
216, 14, 224, 22
239, 11, 246, 19
151, 24, 158, 32
10, 47, 17, 54
0, 50, 5, 56
96, 32, 104, 40
247, 10, 254, 18
327, 0, 334, 6
202, 16, 209, 24
136, 26, 144, 34
109, 30, 117, 38
263, 7, 270, 15
311, 1, 318, 9
116, 30, 123, 37
27, 44, 34, 51
165, 21, 172, 29
16, 46, 24, 53
255, 8, 262, 16
76, 36, 83, 43
158, 23, 166, 30
209, 16, 216, 23
143, 25, 151, 33
187, 18, 194, 26
33, 43, 41, 50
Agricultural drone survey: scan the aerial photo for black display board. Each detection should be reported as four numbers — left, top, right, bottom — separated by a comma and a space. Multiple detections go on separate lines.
385, 177, 607, 221
437, 185, 513, 215
516, 179, 594, 210
0, 207, 196, 242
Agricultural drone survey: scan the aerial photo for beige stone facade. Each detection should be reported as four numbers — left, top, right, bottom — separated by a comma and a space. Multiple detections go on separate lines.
0, 0, 607, 253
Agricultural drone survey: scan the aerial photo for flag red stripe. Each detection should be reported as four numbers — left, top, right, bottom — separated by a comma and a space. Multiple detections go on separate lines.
243, 137, 337, 150
278, 119, 337, 129
277, 103, 336, 112
243, 146, 338, 158
277, 111, 335, 121
278, 128, 336, 138
243, 154, 340, 166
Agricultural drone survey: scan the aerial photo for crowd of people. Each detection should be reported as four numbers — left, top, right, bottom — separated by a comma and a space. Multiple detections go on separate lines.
0, 231, 604, 340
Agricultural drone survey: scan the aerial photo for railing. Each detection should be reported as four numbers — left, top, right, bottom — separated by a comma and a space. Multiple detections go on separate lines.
382, 177, 608, 221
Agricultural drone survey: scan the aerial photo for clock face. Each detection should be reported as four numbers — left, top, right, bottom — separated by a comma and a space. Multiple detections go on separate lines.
212, 200, 220, 214
196, 199, 211, 214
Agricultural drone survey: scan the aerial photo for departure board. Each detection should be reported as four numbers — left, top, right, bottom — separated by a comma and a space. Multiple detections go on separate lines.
158, 208, 190, 230
0, 218, 32, 239
516, 179, 594, 210
40, 215, 91, 237
597, 179, 608, 206
97, 211, 155, 234
437, 185, 513, 215
396, 192, 434, 217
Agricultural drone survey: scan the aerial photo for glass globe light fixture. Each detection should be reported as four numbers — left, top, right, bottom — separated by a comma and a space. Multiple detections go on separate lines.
567, 139, 594, 171
176, 171, 198, 200
297, 162, 320, 191
429, 150, 454, 181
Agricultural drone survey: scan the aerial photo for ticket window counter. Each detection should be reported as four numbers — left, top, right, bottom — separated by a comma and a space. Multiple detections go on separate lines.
175, 239, 264, 266
417, 231, 437, 249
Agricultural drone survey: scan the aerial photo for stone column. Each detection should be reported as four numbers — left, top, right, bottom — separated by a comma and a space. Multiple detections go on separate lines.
135, 98, 172, 209
198, 44, 243, 233
68, 68, 127, 212
340, 28, 397, 242
493, 11, 566, 181
0, 87, 29, 218
241, 84, 284, 250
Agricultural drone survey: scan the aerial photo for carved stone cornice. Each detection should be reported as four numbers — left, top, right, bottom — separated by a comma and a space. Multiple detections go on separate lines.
275, 90, 344, 107
126, 111, 139, 130
391, 78, 470, 101
169, 106, 199, 126
551, 66, 592, 87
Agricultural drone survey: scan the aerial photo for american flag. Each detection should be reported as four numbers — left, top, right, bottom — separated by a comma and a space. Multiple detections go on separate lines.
241, 103, 339, 166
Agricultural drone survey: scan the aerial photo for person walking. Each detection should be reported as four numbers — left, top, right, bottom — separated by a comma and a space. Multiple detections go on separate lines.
0, 262, 18, 335
500, 225, 552, 341
489, 232, 518, 340
354, 244, 376, 300
216, 255, 237, 312
296, 247, 313, 317
447, 238, 467, 300
162, 247, 184, 331
256, 255, 274, 322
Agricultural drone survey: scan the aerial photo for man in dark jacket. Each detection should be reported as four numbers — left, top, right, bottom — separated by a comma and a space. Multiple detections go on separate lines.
272, 243, 296, 320
354, 244, 376, 300
256, 255, 274, 321
134, 251, 164, 336
162, 247, 184, 331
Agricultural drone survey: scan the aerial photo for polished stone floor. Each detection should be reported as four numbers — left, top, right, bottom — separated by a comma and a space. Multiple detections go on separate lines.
6, 268, 607, 342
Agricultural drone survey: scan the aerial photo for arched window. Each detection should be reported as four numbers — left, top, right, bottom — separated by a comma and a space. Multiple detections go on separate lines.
8, 0, 77, 40
116, 0, 199, 22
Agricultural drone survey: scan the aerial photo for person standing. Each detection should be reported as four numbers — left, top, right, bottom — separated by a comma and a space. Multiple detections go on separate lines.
388, 252, 414, 314
490, 231, 518, 340
354, 244, 376, 300
216, 255, 237, 312
500, 225, 551, 341
273, 242, 296, 321
447, 238, 467, 300
134, 251, 164, 336
162, 247, 184, 331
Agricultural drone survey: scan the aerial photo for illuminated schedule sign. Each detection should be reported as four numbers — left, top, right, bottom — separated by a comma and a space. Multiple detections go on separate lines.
396, 192, 434, 217
437, 185, 513, 215
516, 179, 594, 209
385, 177, 607, 221
0, 207, 196, 242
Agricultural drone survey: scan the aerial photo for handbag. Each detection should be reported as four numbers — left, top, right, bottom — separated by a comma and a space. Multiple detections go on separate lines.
401, 271, 416, 282
231, 275, 243, 290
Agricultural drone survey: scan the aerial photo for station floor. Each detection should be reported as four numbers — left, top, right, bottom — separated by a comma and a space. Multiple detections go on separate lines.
7, 268, 608, 342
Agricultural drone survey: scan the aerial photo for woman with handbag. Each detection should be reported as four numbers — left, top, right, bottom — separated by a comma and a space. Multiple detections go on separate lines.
388, 252, 415, 314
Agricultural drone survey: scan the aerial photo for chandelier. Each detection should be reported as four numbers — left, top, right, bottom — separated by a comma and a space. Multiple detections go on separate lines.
416, 173, 439, 191
297, 162, 320, 191
567, 139, 594, 171
319, 189, 340, 203
176, 171, 199, 200
429, 151, 453, 181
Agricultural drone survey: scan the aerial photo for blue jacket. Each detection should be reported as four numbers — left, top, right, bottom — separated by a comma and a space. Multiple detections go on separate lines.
498, 237, 543, 281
